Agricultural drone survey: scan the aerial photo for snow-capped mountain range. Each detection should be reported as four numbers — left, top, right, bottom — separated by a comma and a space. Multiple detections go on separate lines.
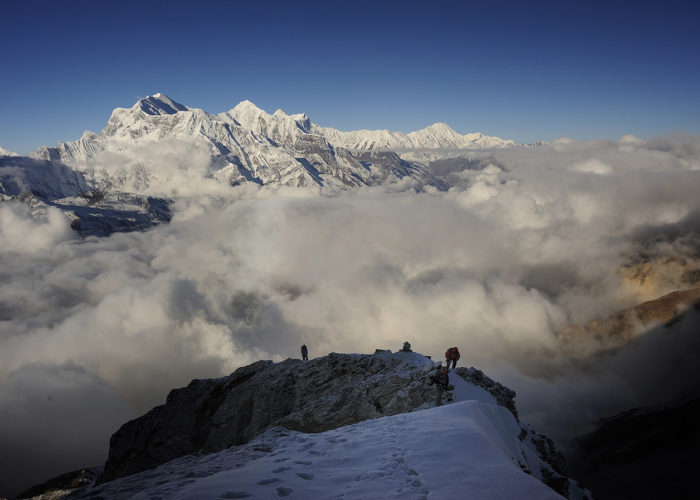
26, 93, 513, 192
0, 93, 515, 236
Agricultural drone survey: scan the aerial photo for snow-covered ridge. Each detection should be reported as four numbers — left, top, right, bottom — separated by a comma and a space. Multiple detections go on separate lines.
0, 145, 19, 157
27, 351, 587, 499
313, 120, 515, 150
221, 98, 514, 150
65, 403, 576, 500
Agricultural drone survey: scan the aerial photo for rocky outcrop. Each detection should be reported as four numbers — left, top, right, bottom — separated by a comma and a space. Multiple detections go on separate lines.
15, 468, 100, 499
619, 256, 700, 303
55, 190, 172, 237
584, 287, 700, 344
454, 366, 519, 421
0, 188, 172, 238
97, 350, 576, 498
99, 352, 447, 483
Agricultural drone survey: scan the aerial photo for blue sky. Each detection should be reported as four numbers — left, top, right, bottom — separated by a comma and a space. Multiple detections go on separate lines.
1, 0, 699, 153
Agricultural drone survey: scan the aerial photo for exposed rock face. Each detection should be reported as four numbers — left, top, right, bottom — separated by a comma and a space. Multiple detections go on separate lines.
455, 366, 518, 421
585, 287, 700, 344
619, 256, 700, 303
99, 352, 445, 483
0, 187, 172, 238
15, 468, 100, 499
56, 190, 172, 237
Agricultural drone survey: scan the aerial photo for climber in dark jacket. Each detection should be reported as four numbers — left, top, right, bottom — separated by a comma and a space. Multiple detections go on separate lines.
301, 344, 308, 361
429, 367, 450, 406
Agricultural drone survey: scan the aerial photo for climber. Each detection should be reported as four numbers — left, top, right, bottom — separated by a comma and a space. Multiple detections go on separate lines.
301, 344, 308, 361
401, 341, 412, 352
428, 366, 450, 406
445, 346, 460, 370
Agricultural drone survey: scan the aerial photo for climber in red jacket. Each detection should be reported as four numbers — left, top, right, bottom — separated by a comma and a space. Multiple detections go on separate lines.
445, 347, 460, 370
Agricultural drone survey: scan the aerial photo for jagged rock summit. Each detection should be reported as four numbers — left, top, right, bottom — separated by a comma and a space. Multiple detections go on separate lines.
137, 92, 189, 115
88, 350, 582, 499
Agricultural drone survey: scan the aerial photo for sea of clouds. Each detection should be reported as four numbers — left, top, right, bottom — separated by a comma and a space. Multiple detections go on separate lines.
1, 134, 700, 495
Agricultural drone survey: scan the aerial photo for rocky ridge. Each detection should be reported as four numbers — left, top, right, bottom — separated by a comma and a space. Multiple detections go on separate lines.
93, 351, 576, 498
581, 287, 700, 345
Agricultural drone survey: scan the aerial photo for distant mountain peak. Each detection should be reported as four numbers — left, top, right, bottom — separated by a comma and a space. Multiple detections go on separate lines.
424, 122, 453, 131
136, 93, 188, 116
231, 99, 263, 113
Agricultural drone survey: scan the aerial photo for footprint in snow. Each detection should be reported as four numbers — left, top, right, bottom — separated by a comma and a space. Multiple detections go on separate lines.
276, 487, 294, 497
294, 460, 312, 465
218, 493, 251, 499
257, 478, 281, 485
273, 466, 291, 473
296, 473, 314, 480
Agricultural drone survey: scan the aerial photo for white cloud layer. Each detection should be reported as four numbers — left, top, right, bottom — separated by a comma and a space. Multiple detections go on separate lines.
1, 134, 700, 495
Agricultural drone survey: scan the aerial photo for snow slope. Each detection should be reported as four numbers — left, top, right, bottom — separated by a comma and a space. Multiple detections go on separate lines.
312, 121, 515, 151
0, 146, 19, 157
68, 401, 570, 500
56, 359, 586, 500
0, 155, 88, 200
